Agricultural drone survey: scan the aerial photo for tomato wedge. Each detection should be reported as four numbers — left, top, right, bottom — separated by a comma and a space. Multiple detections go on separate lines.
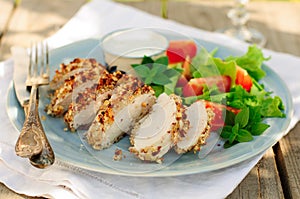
182, 75, 231, 97
236, 66, 253, 92
203, 101, 240, 131
204, 101, 225, 131
176, 75, 189, 87
166, 40, 197, 64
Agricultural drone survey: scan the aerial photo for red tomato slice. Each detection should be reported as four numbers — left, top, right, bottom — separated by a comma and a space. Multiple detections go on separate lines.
175, 55, 192, 87
182, 75, 231, 97
166, 40, 197, 64
235, 66, 253, 92
203, 101, 240, 131
176, 75, 189, 87
204, 101, 225, 131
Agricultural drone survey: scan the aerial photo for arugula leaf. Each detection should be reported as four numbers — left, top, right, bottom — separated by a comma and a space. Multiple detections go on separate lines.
235, 107, 249, 128
152, 73, 171, 85
220, 125, 233, 139
236, 129, 253, 142
250, 123, 270, 136
224, 110, 236, 126
133, 65, 151, 78
248, 106, 263, 124
224, 140, 238, 148
151, 85, 164, 97
226, 86, 258, 108
229, 123, 239, 144
155, 56, 168, 65
141, 55, 154, 65
151, 63, 167, 74
220, 106, 265, 147
144, 76, 153, 85
164, 72, 181, 95
133, 56, 180, 96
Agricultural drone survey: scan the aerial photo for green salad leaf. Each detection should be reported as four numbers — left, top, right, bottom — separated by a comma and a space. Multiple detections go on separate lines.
132, 55, 181, 96
226, 45, 270, 81
190, 47, 237, 86
191, 47, 221, 78
213, 58, 237, 86
130, 44, 285, 149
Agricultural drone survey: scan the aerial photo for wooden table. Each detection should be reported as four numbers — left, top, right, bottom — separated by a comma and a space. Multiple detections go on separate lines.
0, 0, 299, 198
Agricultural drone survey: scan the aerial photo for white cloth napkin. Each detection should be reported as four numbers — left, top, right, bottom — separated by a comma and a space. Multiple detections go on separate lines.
1, 0, 300, 198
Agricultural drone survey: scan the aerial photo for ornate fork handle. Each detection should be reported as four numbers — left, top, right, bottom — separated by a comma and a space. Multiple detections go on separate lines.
15, 85, 55, 168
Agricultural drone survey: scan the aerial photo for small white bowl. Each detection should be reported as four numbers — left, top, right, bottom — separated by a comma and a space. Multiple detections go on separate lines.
101, 28, 168, 74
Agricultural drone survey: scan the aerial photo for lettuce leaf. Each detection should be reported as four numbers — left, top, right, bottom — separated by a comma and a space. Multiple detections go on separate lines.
190, 47, 236, 84
225, 45, 270, 81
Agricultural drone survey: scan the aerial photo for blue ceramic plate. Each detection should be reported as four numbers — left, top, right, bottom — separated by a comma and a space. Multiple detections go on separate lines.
6, 34, 293, 177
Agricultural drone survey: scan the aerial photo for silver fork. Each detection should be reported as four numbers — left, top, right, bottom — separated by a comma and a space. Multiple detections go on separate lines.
15, 42, 55, 168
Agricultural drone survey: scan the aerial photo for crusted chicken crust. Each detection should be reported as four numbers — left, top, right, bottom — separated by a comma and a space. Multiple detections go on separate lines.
50, 58, 105, 90
46, 66, 104, 117
85, 75, 156, 150
64, 71, 123, 131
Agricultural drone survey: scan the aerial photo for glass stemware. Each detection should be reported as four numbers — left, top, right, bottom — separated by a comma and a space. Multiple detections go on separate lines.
161, 0, 168, 19
218, 0, 266, 47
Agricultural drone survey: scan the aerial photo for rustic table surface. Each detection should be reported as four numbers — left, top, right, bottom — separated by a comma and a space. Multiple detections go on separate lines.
0, 0, 299, 198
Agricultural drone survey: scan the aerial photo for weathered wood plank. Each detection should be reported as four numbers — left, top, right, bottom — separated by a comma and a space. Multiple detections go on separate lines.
0, 0, 86, 61
258, 148, 285, 198
275, 122, 300, 199
227, 164, 260, 198
120, 0, 300, 57
227, 148, 284, 199
0, 182, 43, 199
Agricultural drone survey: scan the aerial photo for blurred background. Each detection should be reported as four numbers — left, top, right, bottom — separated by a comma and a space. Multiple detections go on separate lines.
1, 0, 300, 59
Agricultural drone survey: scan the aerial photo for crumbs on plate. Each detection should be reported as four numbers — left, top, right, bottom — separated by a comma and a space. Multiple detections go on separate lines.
113, 149, 123, 161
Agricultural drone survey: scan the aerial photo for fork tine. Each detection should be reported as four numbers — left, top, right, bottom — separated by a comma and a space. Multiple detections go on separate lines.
26, 41, 49, 86
34, 42, 38, 80
40, 41, 49, 83
26, 43, 33, 86
45, 42, 49, 79
40, 42, 44, 77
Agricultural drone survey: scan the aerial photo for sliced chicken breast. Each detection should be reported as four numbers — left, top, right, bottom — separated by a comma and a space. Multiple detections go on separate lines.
46, 67, 104, 117
129, 93, 183, 163
64, 71, 123, 131
86, 75, 156, 150
175, 100, 213, 154
50, 58, 105, 90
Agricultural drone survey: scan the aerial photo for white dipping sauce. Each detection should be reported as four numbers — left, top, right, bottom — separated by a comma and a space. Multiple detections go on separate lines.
102, 29, 168, 74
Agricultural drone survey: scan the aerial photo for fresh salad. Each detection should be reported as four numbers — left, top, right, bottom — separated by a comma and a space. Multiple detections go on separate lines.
132, 40, 286, 148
